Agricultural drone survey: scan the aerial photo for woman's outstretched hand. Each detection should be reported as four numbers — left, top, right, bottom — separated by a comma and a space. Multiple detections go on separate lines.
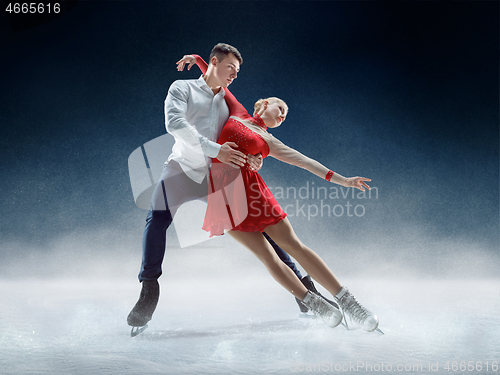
344, 177, 371, 191
176, 55, 197, 71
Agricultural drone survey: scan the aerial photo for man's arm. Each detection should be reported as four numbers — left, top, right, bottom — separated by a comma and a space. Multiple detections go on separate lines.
247, 153, 263, 171
165, 80, 221, 158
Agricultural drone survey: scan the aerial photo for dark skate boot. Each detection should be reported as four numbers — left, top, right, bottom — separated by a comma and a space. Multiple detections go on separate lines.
127, 280, 160, 336
295, 296, 309, 313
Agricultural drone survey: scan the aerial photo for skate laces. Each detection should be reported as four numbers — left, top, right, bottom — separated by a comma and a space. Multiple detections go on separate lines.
337, 290, 371, 326
312, 296, 331, 317
303, 291, 332, 317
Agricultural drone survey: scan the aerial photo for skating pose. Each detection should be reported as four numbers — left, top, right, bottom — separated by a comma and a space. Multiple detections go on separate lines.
127, 44, 334, 336
178, 54, 380, 332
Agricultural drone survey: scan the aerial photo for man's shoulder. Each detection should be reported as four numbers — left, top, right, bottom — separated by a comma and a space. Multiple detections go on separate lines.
169, 78, 201, 91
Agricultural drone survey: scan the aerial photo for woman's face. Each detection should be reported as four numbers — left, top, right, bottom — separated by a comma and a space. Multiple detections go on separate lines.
263, 102, 287, 128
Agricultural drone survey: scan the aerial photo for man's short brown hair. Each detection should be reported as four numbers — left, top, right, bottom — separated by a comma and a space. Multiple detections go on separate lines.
209, 43, 243, 65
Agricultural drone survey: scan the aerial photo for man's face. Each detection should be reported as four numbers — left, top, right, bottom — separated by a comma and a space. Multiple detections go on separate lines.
213, 54, 240, 88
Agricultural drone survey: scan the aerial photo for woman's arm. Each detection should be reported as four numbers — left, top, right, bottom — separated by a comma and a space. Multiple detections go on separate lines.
268, 136, 370, 190
193, 54, 208, 74
176, 54, 209, 73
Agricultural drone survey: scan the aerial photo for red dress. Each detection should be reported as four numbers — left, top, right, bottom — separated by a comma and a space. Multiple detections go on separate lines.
195, 58, 287, 237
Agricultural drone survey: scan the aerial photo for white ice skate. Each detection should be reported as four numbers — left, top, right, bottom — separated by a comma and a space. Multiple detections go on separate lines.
301, 290, 343, 328
335, 287, 383, 333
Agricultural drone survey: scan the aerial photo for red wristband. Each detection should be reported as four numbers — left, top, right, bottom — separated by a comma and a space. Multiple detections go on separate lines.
325, 170, 334, 181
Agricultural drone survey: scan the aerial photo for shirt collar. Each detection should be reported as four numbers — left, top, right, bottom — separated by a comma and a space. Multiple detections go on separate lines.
250, 114, 267, 130
197, 75, 225, 97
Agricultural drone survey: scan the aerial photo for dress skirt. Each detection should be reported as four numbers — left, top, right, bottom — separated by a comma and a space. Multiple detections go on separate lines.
202, 162, 287, 237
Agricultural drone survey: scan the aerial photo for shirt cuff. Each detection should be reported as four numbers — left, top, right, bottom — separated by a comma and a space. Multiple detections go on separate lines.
205, 141, 221, 159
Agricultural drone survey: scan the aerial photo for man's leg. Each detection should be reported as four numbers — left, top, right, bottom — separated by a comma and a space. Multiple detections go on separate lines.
139, 209, 173, 282
128, 161, 207, 328
127, 207, 172, 328
128, 169, 176, 328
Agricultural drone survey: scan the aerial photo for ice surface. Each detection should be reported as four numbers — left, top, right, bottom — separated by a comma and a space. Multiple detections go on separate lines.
1, 274, 499, 375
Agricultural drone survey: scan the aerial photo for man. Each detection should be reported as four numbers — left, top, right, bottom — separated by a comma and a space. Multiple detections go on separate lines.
127, 43, 333, 335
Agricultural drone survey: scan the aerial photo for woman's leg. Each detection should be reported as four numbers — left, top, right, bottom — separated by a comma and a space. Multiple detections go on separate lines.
263, 218, 343, 297
262, 232, 303, 279
264, 218, 380, 332
229, 228, 343, 328
227, 230, 309, 300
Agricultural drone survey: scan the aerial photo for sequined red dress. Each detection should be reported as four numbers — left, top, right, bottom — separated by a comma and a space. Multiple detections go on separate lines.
202, 96, 287, 237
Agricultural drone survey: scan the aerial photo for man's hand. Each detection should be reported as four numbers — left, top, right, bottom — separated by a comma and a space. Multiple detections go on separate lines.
344, 177, 371, 191
247, 153, 263, 171
217, 142, 246, 168
176, 55, 197, 71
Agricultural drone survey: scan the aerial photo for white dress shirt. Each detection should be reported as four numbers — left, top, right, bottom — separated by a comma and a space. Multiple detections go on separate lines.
165, 75, 229, 183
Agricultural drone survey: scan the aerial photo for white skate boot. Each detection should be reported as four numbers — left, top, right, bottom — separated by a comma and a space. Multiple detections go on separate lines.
301, 290, 342, 328
335, 287, 379, 332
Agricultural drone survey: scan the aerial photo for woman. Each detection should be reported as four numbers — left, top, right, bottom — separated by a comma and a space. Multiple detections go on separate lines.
178, 54, 379, 332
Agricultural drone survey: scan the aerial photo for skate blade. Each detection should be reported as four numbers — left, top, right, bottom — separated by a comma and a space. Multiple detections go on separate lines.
131, 324, 148, 337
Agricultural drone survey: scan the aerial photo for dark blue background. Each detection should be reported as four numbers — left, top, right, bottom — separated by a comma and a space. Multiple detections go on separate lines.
1, 1, 498, 268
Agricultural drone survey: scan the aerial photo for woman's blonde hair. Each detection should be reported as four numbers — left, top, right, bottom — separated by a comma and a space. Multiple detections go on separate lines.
253, 97, 288, 116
